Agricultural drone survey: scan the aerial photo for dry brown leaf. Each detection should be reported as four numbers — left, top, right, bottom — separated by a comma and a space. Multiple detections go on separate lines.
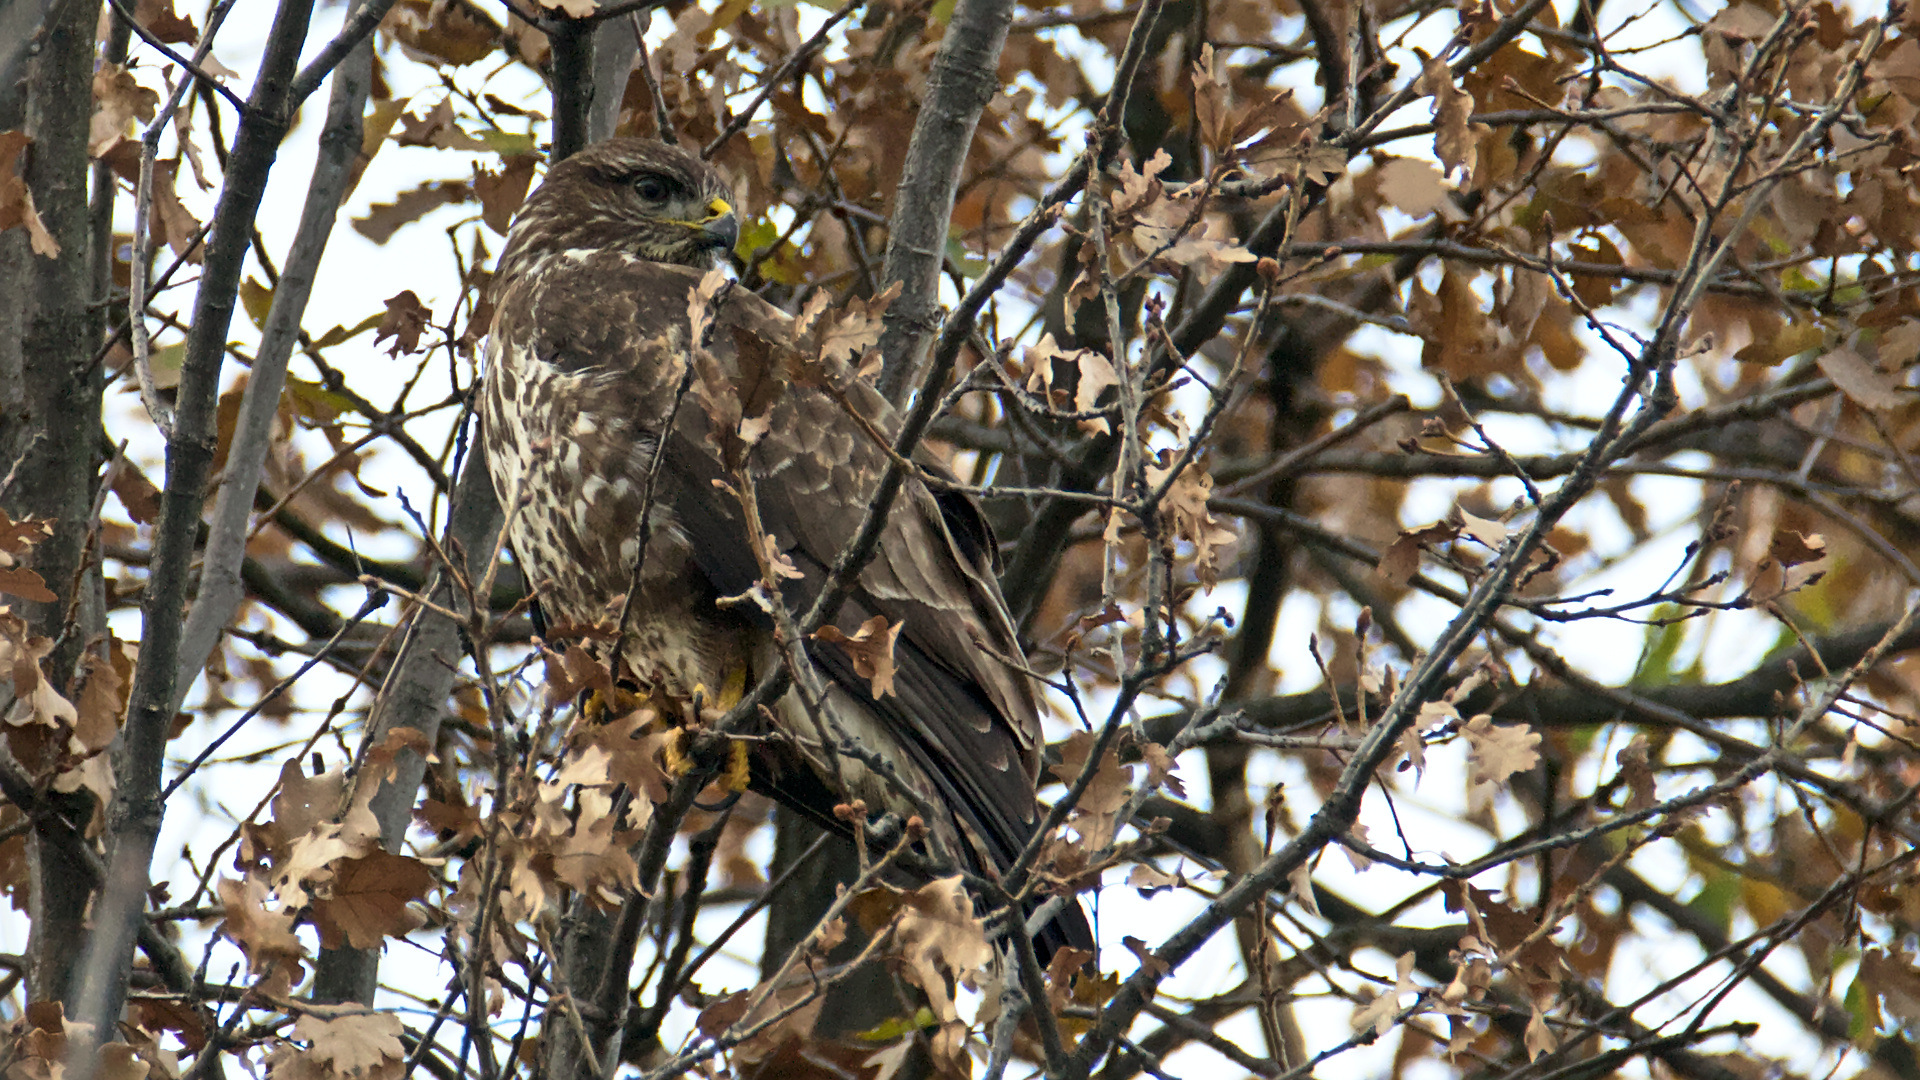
134, 0, 200, 44
1286, 860, 1321, 919
310, 851, 432, 950
1615, 736, 1656, 813
1343, 823, 1373, 872
0, 131, 60, 258
548, 787, 642, 904
268, 759, 348, 851
813, 615, 902, 699
109, 456, 160, 524
1051, 729, 1131, 849
815, 281, 901, 363
384, 0, 500, 67
569, 706, 672, 805
1146, 452, 1236, 590
270, 1011, 405, 1080
0, 614, 78, 731
1109, 148, 1171, 216
216, 875, 307, 997
1024, 332, 1120, 433
1816, 345, 1905, 411
90, 64, 160, 158
543, 643, 613, 707
1376, 157, 1453, 218
352, 180, 473, 244
393, 98, 489, 151
1138, 740, 1185, 797
1524, 1001, 1558, 1060
147, 157, 203, 262
72, 637, 131, 755
1416, 53, 1487, 177
0, 567, 54, 604
373, 290, 431, 356
1122, 934, 1170, 977
1378, 517, 1460, 584
473, 153, 538, 234
1352, 952, 1416, 1037
1458, 510, 1509, 549
1462, 714, 1541, 795
1126, 863, 1176, 894
1768, 530, 1828, 568
1858, 948, 1920, 1028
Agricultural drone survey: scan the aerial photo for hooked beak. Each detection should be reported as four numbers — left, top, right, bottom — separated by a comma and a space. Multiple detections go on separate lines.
695, 197, 739, 254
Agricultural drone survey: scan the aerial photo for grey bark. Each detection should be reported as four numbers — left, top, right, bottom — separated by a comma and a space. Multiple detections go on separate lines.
0, 0, 107, 1007
173, 0, 378, 712
310, 447, 502, 1006
873, 0, 1016, 405
72, 0, 316, 1052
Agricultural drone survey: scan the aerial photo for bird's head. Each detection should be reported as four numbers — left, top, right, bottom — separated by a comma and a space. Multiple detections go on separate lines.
497, 138, 739, 279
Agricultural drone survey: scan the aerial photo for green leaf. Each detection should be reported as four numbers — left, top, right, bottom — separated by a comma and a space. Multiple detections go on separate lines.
240, 276, 274, 330
1684, 871, 1739, 934
478, 129, 538, 156
1632, 605, 1688, 687
313, 312, 384, 349
285, 378, 356, 424
146, 341, 185, 390
855, 1006, 936, 1042
1845, 972, 1881, 1044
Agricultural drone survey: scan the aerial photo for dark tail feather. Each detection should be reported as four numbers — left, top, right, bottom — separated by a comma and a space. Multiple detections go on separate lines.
1032, 893, 1095, 966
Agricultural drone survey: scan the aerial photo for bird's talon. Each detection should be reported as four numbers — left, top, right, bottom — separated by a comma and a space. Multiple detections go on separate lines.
661, 728, 692, 777
581, 685, 643, 723
721, 739, 751, 793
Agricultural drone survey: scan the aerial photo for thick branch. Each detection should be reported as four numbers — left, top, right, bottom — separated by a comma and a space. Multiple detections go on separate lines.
71, 0, 316, 1050
874, 0, 1017, 403
175, 0, 377, 710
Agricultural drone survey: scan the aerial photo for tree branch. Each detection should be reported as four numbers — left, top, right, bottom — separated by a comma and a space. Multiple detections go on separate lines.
71, 0, 317, 1054
874, 0, 1018, 403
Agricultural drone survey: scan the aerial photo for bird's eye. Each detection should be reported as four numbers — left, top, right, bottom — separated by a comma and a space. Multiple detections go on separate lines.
633, 175, 671, 201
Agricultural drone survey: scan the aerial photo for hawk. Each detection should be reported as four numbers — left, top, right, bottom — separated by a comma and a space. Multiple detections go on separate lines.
482, 137, 1091, 957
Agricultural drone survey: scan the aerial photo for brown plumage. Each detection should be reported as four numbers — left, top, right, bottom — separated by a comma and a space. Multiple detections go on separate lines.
481, 138, 1090, 956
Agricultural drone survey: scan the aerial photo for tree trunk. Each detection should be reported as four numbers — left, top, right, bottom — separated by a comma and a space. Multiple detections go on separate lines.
0, 0, 108, 1008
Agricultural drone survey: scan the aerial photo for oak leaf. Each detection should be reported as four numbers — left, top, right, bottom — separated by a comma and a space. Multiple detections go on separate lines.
393, 98, 488, 151
1146, 451, 1235, 590
216, 875, 307, 997
813, 615, 902, 699
1816, 345, 1904, 411
474, 153, 538, 234
0, 131, 60, 258
90, 64, 159, 158
272, 1011, 405, 1080
1462, 714, 1540, 796
310, 851, 433, 949
1416, 53, 1487, 178
373, 290, 431, 357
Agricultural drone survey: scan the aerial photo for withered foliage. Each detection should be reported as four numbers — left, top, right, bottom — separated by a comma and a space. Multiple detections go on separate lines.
3, 0, 1920, 1078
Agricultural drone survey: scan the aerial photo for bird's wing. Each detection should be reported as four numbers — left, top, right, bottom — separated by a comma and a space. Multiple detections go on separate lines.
514, 254, 1047, 872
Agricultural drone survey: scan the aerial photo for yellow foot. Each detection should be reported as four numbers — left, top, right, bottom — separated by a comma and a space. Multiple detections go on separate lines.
658, 727, 751, 792
720, 738, 751, 793
688, 666, 749, 719
666, 671, 752, 790
581, 685, 643, 723
661, 727, 691, 777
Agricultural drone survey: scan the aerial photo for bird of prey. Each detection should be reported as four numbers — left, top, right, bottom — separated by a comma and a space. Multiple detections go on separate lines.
481, 137, 1091, 957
